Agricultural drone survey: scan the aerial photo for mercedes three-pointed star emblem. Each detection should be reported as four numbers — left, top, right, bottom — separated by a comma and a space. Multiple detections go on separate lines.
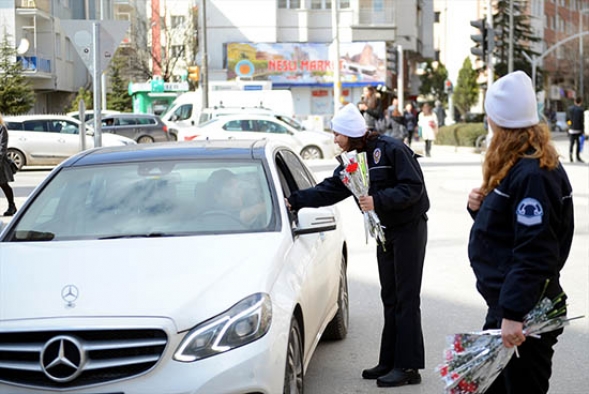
40, 335, 86, 382
61, 284, 79, 307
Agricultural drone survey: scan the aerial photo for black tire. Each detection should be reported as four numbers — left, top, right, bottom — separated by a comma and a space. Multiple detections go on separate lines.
137, 135, 154, 144
284, 317, 304, 394
7, 149, 25, 170
322, 255, 349, 340
300, 146, 323, 160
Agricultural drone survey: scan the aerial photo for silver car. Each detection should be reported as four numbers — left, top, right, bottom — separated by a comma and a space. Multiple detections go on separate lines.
4, 115, 136, 170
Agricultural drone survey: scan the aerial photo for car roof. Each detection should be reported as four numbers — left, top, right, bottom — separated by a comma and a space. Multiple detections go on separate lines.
3, 114, 82, 124
60, 139, 292, 168
103, 113, 159, 119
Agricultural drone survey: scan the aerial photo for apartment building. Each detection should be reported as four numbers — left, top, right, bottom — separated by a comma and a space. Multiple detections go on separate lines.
203, 0, 434, 118
0, 0, 120, 113
434, 0, 589, 114
537, 0, 589, 111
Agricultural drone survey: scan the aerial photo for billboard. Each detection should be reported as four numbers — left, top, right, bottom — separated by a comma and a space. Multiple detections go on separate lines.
226, 42, 386, 87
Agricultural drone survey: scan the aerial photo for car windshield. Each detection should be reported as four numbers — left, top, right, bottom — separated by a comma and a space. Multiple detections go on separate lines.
7, 159, 276, 241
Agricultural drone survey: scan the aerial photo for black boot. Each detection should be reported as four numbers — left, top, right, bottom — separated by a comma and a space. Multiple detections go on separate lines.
376, 368, 422, 387
577, 157, 585, 163
570, 154, 574, 162
3, 203, 17, 217
362, 364, 393, 380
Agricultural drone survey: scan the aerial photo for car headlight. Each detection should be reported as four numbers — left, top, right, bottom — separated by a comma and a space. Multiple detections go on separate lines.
174, 293, 272, 362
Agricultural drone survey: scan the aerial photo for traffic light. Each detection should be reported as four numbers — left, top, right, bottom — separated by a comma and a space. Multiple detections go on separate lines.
188, 66, 199, 82
387, 42, 399, 75
444, 79, 453, 94
470, 19, 488, 63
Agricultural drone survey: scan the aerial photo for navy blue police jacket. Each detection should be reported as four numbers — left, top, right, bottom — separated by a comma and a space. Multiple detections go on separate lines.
288, 135, 429, 230
468, 158, 574, 322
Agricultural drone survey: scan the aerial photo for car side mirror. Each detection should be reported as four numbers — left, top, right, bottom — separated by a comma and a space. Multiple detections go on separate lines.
293, 207, 336, 235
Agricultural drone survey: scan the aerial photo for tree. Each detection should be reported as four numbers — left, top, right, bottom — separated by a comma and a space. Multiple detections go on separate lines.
66, 87, 93, 113
492, 0, 541, 78
419, 60, 449, 104
107, 50, 133, 112
0, 32, 35, 115
453, 57, 479, 120
123, 2, 198, 82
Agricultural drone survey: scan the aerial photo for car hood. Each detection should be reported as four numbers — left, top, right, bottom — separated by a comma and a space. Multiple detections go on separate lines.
0, 233, 287, 331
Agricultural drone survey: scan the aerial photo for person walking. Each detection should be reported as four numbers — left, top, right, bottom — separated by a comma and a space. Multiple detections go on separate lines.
467, 71, 574, 394
417, 103, 438, 157
358, 86, 382, 132
566, 97, 585, 163
285, 103, 430, 388
433, 100, 446, 127
386, 106, 407, 142
403, 103, 417, 147
0, 114, 17, 216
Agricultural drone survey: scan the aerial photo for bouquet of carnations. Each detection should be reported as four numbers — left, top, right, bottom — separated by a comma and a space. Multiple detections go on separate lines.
338, 150, 386, 246
437, 291, 583, 394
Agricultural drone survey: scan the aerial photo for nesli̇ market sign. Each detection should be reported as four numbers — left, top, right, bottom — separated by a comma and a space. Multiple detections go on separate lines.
225, 42, 386, 87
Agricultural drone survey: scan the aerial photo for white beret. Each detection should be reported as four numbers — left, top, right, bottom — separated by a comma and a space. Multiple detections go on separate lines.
485, 71, 539, 128
330, 103, 367, 138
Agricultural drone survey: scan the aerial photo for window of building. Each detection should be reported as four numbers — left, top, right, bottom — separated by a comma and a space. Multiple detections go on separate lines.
170, 45, 184, 58
434, 11, 440, 23
55, 33, 61, 58
278, 0, 301, 8
310, 0, 349, 9
171, 15, 185, 26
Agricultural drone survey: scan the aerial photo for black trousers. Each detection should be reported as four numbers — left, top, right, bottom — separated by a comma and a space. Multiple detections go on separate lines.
376, 214, 427, 369
568, 133, 582, 159
483, 311, 562, 394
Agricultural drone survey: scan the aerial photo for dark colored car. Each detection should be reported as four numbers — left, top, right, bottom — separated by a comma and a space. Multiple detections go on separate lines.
97, 114, 170, 143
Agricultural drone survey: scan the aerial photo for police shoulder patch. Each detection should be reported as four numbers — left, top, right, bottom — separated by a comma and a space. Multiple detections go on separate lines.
515, 197, 543, 226
373, 148, 382, 164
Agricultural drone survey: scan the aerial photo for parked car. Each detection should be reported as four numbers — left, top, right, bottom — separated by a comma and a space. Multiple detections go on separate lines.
3, 114, 136, 170
179, 114, 338, 160
67, 109, 121, 122
0, 139, 349, 394
93, 113, 171, 143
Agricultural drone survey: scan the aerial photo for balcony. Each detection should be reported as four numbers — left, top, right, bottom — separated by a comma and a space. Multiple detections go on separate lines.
16, 0, 51, 13
18, 56, 52, 75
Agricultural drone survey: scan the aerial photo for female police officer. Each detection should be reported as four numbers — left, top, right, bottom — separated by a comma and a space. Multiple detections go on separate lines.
285, 103, 429, 388
467, 71, 574, 394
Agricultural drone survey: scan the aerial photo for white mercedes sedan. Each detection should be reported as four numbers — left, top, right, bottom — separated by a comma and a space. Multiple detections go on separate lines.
0, 139, 349, 394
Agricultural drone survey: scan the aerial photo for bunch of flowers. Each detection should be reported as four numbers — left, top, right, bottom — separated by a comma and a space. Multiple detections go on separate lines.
437, 291, 583, 394
338, 150, 386, 246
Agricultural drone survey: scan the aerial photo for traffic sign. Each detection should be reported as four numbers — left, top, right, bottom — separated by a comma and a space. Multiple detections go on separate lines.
61, 20, 130, 74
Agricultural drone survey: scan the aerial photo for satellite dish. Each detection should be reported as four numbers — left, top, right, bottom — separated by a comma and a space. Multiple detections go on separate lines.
16, 38, 29, 55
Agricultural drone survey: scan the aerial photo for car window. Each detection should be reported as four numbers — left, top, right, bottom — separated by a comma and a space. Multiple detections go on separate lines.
257, 120, 288, 134
223, 120, 255, 132
6, 159, 277, 241
5, 122, 23, 130
278, 150, 316, 190
23, 121, 47, 132
58, 120, 79, 134
119, 117, 137, 126
173, 104, 192, 121
137, 117, 156, 125
275, 115, 303, 131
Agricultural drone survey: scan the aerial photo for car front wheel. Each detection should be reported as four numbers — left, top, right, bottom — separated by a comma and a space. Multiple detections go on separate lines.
7, 149, 25, 170
300, 146, 323, 160
284, 317, 304, 394
322, 254, 349, 340
137, 135, 155, 143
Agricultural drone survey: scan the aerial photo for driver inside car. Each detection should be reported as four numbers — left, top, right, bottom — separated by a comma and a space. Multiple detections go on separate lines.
206, 169, 266, 228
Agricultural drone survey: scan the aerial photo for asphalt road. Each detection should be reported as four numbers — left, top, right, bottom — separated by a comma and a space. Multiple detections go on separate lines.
1, 135, 587, 394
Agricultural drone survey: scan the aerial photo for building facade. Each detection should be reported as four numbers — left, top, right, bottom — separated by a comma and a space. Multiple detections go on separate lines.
202, 0, 434, 120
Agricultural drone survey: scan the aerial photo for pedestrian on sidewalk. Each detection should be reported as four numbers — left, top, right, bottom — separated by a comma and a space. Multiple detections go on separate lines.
417, 103, 438, 157
566, 97, 585, 163
285, 103, 430, 388
403, 103, 417, 147
0, 114, 17, 216
433, 100, 446, 127
358, 85, 382, 133
467, 71, 574, 394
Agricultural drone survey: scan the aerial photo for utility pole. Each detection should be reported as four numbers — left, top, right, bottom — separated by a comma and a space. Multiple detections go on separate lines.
101, 0, 107, 110
332, 0, 341, 112
201, 0, 209, 109
487, 0, 494, 88
397, 45, 404, 111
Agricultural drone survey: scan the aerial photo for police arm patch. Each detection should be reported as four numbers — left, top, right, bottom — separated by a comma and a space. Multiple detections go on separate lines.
516, 197, 544, 226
